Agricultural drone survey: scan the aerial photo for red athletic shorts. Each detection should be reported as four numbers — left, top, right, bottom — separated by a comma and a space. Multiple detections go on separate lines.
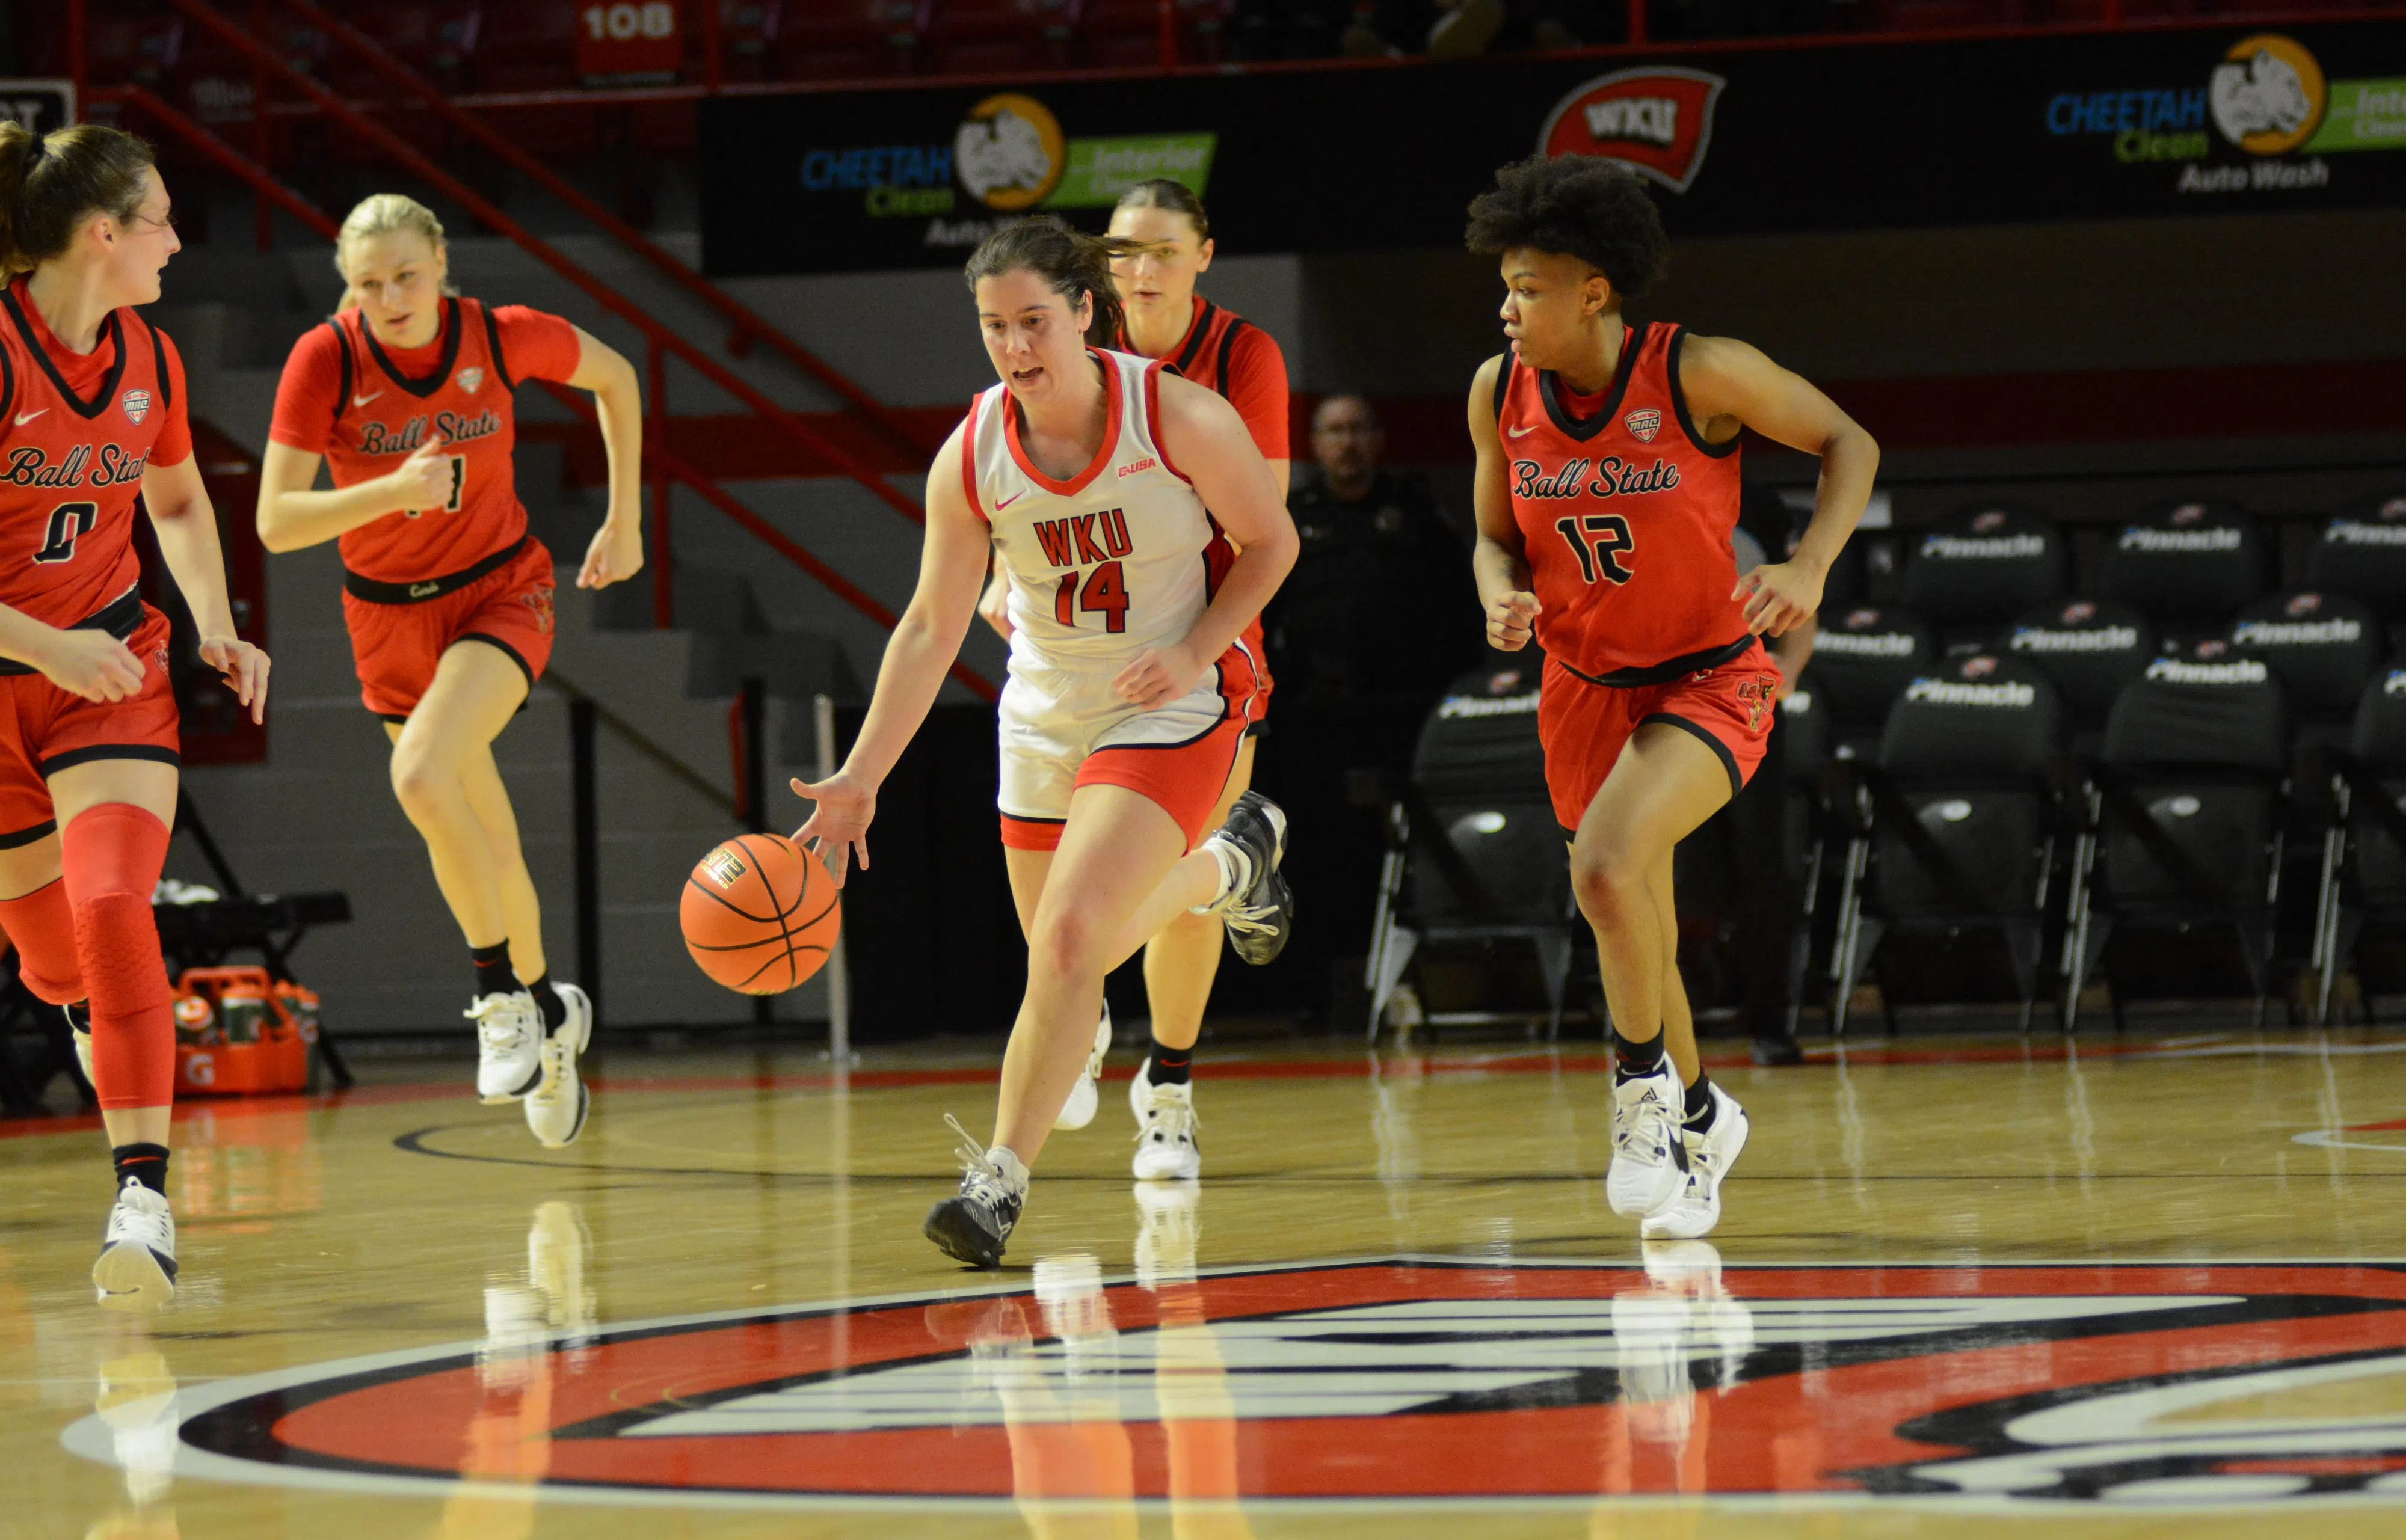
0, 603, 180, 848
1537, 639, 1779, 838
342, 538, 556, 722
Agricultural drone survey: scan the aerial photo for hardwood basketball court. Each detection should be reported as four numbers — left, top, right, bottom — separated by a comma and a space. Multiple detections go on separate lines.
11, 1029, 2406, 1536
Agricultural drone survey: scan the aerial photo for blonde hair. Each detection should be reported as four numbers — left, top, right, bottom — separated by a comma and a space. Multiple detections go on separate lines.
334, 193, 457, 311
0, 122, 155, 278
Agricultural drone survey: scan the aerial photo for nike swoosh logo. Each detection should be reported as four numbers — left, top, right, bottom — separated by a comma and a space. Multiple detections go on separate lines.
354, 391, 383, 406
1507, 425, 1538, 438
14, 409, 44, 425
996, 490, 1026, 510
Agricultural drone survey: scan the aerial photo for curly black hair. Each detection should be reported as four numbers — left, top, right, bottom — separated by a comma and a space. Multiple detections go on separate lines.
1464, 155, 1670, 301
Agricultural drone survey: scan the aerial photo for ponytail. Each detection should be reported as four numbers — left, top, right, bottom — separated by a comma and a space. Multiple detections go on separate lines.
0, 123, 156, 279
334, 193, 458, 312
964, 215, 1142, 348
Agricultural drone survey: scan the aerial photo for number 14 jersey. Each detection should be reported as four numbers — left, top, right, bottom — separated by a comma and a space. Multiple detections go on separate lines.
1497, 321, 1750, 684
964, 348, 1232, 677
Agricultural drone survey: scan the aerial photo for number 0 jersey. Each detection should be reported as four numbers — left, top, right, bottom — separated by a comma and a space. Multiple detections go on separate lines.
304, 297, 531, 587
965, 349, 1235, 678
0, 279, 187, 629
1497, 321, 1749, 684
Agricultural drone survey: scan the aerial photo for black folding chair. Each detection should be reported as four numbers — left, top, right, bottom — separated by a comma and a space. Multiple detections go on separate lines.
1800, 604, 1937, 756
1366, 660, 1580, 1040
2315, 663, 2406, 1023
2093, 499, 2271, 649
2062, 654, 2291, 1031
1897, 504, 2068, 654
1826, 654, 2069, 1035
2002, 597, 2156, 758
2301, 491, 2406, 638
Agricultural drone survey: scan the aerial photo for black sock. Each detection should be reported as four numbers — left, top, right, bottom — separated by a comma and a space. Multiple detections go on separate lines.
526, 974, 567, 1034
1684, 1073, 1717, 1133
112, 1142, 169, 1195
472, 942, 517, 1000
1610, 1028, 1666, 1081
1151, 1046, 1193, 1086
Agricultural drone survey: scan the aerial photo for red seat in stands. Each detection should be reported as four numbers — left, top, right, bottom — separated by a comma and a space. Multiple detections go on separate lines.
928, 0, 1080, 77
1080, 0, 1228, 69
779, 0, 930, 81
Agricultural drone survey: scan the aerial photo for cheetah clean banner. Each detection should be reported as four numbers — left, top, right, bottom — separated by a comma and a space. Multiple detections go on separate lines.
701, 19, 2406, 276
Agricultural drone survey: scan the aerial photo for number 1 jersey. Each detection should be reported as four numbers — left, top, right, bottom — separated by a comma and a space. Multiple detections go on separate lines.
1496, 321, 1750, 684
0, 278, 188, 629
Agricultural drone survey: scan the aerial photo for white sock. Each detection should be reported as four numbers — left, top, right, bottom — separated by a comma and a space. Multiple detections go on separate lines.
1192, 836, 1249, 914
989, 1147, 1030, 1192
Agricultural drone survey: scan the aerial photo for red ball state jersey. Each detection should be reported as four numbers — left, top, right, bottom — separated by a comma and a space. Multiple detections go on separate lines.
292, 298, 536, 586
1495, 321, 1748, 683
0, 280, 188, 628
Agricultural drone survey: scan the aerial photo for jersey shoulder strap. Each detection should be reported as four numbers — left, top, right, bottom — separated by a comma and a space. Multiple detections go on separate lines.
135, 311, 171, 409
1211, 314, 1252, 403
1492, 354, 1514, 424
326, 320, 353, 440
1172, 301, 1217, 378
473, 299, 516, 393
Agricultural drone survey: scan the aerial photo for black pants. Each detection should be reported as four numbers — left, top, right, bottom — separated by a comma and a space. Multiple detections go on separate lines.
1714, 717, 1798, 1040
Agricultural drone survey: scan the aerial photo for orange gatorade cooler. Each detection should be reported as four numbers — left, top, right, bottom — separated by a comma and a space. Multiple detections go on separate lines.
172, 966, 310, 1096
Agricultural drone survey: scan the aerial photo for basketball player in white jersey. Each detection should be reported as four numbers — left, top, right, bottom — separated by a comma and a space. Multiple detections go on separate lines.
791, 216, 1299, 1269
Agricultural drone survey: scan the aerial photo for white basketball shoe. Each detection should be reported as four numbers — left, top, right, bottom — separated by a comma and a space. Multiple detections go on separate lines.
1053, 1002, 1113, 1132
1605, 1064, 1688, 1219
525, 983, 594, 1149
470, 989, 544, 1103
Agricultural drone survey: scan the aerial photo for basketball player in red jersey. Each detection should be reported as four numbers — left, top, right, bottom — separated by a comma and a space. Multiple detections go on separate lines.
257, 195, 644, 1150
976, 180, 1290, 1198
1465, 156, 1878, 1239
0, 124, 269, 1311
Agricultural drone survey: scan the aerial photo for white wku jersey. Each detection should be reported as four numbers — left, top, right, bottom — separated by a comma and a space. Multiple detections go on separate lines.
964, 348, 1227, 675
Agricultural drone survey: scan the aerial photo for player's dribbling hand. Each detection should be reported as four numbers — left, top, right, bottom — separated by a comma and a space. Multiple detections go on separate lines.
386, 435, 454, 513
789, 772, 875, 887
1487, 591, 1540, 651
577, 517, 645, 590
198, 636, 271, 725
1113, 641, 1204, 711
1734, 559, 1824, 638
35, 628, 147, 704
976, 569, 1013, 642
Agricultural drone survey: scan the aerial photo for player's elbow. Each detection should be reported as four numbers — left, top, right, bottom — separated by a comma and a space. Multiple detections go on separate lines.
254, 502, 303, 553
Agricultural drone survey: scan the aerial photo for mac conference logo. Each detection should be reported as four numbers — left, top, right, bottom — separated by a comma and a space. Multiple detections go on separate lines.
1539, 67, 1726, 192
66, 1260, 2406, 1508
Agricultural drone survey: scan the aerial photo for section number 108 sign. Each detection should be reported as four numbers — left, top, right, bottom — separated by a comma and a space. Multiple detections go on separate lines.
576, 2, 681, 86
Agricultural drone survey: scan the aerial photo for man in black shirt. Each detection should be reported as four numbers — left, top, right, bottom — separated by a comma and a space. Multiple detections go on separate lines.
1257, 396, 1486, 1020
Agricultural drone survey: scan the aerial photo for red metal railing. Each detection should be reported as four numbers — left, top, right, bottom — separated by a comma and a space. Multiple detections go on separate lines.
96, 84, 999, 704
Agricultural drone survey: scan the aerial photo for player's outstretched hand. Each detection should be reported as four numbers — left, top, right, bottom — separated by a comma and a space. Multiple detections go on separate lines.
577, 517, 645, 590
1487, 590, 1540, 651
1734, 560, 1823, 638
1113, 641, 1205, 711
790, 772, 875, 887
198, 636, 271, 724
976, 568, 1014, 642
386, 435, 454, 513
37, 628, 147, 704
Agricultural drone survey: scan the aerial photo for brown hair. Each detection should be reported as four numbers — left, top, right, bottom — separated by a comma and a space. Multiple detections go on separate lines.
964, 216, 1144, 348
1112, 178, 1210, 243
0, 123, 156, 278
334, 193, 458, 313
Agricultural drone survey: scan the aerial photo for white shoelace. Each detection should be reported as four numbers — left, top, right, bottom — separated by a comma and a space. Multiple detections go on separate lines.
1614, 1081, 1677, 1162
528, 1036, 573, 1108
1136, 1089, 1198, 1148
944, 1114, 1021, 1207
467, 995, 534, 1058
108, 1186, 174, 1253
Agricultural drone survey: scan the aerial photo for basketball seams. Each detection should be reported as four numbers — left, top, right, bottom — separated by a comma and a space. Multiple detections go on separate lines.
683, 834, 838, 995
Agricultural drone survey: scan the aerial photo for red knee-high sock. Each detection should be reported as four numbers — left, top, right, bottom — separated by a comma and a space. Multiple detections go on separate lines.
62, 804, 174, 1112
0, 876, 84, 1005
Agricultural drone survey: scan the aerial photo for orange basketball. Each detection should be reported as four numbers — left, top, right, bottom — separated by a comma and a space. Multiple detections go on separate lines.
680, 834, 840, 995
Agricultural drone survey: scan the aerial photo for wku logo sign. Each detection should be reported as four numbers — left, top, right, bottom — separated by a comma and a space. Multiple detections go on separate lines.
67, 1259, 2406, 1509
1539, 67, 1728, 193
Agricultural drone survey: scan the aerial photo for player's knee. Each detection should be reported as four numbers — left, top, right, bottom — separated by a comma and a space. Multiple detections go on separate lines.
388, 745, 454, 817
1028, 906, 1106, 983
1569, 843, 1646, 924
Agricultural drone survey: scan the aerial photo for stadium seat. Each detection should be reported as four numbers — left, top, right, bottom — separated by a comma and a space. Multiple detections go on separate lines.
1365, 661, 1578, 1040
929, 0, 1078, 75
2002, 597, 2156, 745
2303, 490, 2406, 632
1895, 504, 2067, 648
478, 4, 580, 92
2062, 651, 2291, 1030
1800, 604, 1936, 749
2318, 663, 2406, 1023
1080, 0, 1231, 67
2232, 590, 2381, 738
1826, 652, 2068, 1034
718, 0, 782, 82
2093, 499, 2271, 643
780, 0, 929, 81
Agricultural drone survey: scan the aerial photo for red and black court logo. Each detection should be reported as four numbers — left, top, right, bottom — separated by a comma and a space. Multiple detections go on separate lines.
72, 1259, 2406, 1509
1539, 69, 1726, 193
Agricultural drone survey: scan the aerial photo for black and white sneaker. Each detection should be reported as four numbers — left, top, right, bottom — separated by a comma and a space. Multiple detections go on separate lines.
923, 1114, 1027, 1269
94, 1179, 177, 1314
1201, 791, 1293, 965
